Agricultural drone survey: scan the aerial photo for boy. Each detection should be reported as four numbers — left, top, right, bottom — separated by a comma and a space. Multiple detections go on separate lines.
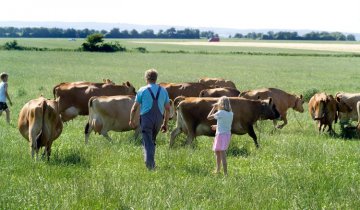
0, 72, 13, 124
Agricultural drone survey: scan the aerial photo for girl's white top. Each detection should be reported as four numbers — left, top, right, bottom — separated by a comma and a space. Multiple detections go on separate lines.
0, 82, 6, 102
214, 110, 234, 134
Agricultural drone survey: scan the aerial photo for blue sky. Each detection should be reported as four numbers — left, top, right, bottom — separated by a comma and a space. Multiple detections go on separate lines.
1, 0, 360, 33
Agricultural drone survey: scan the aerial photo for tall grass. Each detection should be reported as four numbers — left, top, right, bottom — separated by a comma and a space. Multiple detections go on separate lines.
1, 41, 360, 208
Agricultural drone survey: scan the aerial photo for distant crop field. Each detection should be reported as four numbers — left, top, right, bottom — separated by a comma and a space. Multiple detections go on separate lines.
1, 39, 360, 209
135, 40, 360, 53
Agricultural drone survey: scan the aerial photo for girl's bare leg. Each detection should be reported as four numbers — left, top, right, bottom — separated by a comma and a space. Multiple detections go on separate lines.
215, 151, 222, 173
221, 151, 228, 175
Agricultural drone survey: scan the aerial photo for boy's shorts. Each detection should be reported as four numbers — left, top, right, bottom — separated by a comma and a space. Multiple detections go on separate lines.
0, 102, 8, 111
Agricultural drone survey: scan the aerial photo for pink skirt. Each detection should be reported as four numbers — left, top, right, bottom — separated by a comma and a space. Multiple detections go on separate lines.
213, 133, 231, 151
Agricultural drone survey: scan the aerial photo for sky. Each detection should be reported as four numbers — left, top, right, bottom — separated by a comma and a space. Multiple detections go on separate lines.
1, 0, 360, 33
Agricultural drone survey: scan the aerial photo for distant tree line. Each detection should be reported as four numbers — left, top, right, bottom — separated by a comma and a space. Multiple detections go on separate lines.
0, 27, 200, 39
233, 31, 356, 41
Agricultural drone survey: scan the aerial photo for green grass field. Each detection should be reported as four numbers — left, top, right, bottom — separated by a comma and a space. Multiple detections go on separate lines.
1, 39, 360, 209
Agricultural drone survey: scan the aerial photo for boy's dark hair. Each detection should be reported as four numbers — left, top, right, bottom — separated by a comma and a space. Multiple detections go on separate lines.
0, 72, 8, 80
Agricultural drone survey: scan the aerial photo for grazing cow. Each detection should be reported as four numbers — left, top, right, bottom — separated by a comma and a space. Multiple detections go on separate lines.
170, 97, 280, 148
198, 77, 237, 89
335, 92, 359, 123
84, 95, 176, 143
199, 87, 240, 97
240, 88, 304, 129
53, 81, 136, 121
308, 93, 338, 133
159, 82, 211, 100
102, 78, 115, 84
18, 96, 63, 160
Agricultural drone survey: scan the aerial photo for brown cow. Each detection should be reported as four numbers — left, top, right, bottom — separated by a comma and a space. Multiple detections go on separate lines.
199, 87, 240, 97
240, 88, 304, 129
102, 78, 115, 84
18, 96, 63, 160
335, 92, 359, 123
170, 97, 280, 148
308, 93, 338, 133
198, 77, 237, 89
159, 82, 211, 100
84, 95, 175, 143
53, 81, 136, 121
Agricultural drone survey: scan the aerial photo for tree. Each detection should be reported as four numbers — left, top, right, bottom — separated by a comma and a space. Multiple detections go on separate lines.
130, 29, 139, 38
200, 31, 214, 38
233, 33, 243, 38
82, 33, 104, 51
140, 29, 155, 38
346, 34, 356, 41
107, 28, 121, 38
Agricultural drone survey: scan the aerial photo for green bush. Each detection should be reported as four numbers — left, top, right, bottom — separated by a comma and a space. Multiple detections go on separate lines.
134, 47, 148, 53
3, 40, 24, 50
302, 88, 319, 102
81, 34, 126, 52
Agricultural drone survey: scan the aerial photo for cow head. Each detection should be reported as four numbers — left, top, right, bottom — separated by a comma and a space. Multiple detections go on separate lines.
123, 81, 136, 95
335, 95, 352, 113
293, 95, 305, 113
259, 97, 280, 120
103, 78, 115, 85
199, 89, 208, 97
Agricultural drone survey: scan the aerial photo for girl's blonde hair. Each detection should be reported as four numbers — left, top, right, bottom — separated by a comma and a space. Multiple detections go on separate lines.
217, 96, 232, 112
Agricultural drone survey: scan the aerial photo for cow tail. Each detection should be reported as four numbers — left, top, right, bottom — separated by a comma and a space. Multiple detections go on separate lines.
85, 122, 90, 134
53, 86, 58, 99
89, 96, 96, 108
35, 100, 47, 150
40, 100, 48, 146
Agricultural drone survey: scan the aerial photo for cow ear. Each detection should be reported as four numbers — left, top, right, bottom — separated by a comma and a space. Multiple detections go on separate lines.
126, 81, 131, 87
122, 82, 126, 86
336, 96, 341, 102
300, 94, 303, 100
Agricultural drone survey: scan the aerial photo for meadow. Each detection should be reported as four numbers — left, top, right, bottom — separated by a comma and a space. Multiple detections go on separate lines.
1, 38, 360, 209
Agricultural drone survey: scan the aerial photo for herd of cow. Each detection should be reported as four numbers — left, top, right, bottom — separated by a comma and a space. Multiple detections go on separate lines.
17, 77, 360, 160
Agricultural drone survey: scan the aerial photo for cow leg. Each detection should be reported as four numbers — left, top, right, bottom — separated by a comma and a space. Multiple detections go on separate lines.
84, 122, 93, 144
44, 143, 52, 161
272, 120, 278, 128
327, 124, 335, 135
247, 125, 259, 148
29, 121, 42, 160
185, 135, 195, 146
276, 112, 288, 129
170, 127, 182, 147
317, 122, 322, 133
102, 132, 112, 142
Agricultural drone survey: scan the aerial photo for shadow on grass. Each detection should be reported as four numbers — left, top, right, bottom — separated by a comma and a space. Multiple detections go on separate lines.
49, 150, 90, 168
227, 146, 250, 158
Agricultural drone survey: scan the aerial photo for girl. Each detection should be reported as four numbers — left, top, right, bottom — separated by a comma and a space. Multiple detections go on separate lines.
0, 72, 12, 124
207, 96, 233, 175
